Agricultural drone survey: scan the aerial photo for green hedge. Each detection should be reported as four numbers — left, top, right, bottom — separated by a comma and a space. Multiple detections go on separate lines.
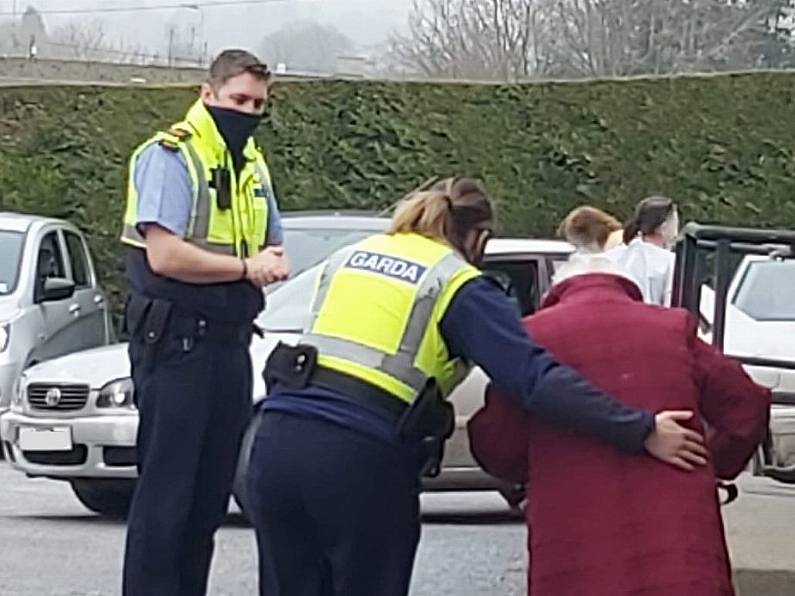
2, 72, 795, 319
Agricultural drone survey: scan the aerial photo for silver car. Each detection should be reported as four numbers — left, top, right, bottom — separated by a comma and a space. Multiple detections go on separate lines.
0, 212, 113, 435
0, 212, 395, 512
1, 211, 573, 516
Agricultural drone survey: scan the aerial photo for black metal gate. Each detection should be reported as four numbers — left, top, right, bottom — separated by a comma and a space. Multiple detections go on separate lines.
671, 223, 795, 482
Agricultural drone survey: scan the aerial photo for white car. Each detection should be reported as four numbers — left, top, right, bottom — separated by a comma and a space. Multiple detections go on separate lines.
0, 235, 573, 516
701, 255, 795, 478
0, 212, 113, 433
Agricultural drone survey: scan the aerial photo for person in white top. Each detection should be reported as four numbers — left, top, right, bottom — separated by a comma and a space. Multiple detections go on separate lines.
607, 196, 679, 306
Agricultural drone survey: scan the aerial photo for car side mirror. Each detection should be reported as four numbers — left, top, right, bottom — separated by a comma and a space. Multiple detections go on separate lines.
38, 277, 76, 303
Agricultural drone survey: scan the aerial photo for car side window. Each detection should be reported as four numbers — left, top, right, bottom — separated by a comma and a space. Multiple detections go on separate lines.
550, 257, 569, 276
36, 232, 66, 281
482, 260, 540, 317
64, 231, 91, 288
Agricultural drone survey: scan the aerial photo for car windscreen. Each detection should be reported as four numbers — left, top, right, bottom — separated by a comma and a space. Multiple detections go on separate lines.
0, 231, 24, 295
733, 260, 795, 321
282, 227, 377, 277
257, 264, 319, 332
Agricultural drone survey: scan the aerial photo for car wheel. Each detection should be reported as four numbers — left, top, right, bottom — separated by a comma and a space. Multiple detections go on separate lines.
70, 479, 135, 518
498, 483, 526, 517
752, 446, 765, 477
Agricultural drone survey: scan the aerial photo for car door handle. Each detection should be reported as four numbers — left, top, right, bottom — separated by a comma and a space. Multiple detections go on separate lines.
93, 294, 105, 305
68, 304, 81, 315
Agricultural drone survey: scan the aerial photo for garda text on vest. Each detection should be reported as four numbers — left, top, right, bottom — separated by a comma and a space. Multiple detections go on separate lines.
345, 250, 427, 285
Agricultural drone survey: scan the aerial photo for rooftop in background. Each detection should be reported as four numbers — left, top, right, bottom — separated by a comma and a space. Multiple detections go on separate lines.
487, 238, 573, 256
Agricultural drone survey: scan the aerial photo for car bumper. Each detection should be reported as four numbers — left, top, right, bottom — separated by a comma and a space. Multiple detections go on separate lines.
0, 411, 138, 479
0, 360, 20, 414
769, 405, 795, 468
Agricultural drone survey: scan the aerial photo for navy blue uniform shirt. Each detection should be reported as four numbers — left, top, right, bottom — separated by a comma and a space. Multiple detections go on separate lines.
262, 277, 655, 452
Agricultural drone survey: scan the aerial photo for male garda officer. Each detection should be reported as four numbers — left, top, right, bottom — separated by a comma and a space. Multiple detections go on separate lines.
120, 49, 288, 596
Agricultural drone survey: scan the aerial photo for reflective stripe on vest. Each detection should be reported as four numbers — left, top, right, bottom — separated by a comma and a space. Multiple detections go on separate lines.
121, 139, 212, 248
183, 140, 212, 241
304, 249, 468, 395
121, 100, 270, 257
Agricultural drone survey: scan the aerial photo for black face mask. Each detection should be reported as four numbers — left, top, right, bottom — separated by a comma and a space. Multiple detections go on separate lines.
205, 104, 262, 157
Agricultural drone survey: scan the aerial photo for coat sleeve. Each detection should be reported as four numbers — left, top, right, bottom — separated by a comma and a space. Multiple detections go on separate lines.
691, 327, 772, 479
441, 278, 655, 454
467, 383, 529, 484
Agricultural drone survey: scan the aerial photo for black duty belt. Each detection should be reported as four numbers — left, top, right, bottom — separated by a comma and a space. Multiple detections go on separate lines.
309, 366, 408, 423
169, 310, 254, 346
126, 293, 255, 347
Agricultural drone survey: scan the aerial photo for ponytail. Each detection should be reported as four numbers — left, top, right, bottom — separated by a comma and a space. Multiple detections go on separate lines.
624, 195, 675, 244
388, 177, 494, 253
390, 191, 452, 240
623, 218, 641, 245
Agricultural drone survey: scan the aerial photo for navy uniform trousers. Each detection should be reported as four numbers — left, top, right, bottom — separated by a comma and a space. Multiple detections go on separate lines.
122, 321, 252, 596
247, 411, 422, 596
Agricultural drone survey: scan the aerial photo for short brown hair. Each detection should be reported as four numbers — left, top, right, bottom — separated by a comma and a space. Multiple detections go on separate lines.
558, 206, 622, 251
389, 177, 494, 252
208, 49, 271, 88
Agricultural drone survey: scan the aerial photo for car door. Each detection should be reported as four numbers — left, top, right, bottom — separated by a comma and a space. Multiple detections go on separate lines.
444, 257, 543, 469
63, 229, 110, 349
28, 229, 84, 363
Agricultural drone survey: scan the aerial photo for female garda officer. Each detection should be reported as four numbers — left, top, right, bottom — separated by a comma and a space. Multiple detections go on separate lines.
246, 177, 706, 596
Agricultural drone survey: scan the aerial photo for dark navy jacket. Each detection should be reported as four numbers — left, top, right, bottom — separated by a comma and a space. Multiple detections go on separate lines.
261, 277, 655, 453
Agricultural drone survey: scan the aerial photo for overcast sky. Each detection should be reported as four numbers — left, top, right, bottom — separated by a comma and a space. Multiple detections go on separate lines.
1, 0, 413, 54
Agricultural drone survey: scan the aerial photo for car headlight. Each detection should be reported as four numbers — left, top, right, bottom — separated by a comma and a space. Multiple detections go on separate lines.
11, 373, 26, 408
0, 324, 9, 353
97, 378, 135, 409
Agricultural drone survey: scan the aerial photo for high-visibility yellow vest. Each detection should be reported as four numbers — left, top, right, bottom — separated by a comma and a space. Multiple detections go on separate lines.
301, 232, 481, 403
121, 99, 272, 258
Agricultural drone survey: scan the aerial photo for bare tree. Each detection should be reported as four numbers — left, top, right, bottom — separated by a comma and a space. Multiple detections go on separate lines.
258, 20, 355, 74
47, 20, 109, 61
45, 20, 154, 65
387, 0, 553, 81
387, 0, 787, 81
163, 21, 208, 67
0, 6, 46, 56
548, 0, 782, 78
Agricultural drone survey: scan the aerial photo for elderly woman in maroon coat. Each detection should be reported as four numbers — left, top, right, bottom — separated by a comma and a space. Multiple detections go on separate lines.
468, 207, 771, 596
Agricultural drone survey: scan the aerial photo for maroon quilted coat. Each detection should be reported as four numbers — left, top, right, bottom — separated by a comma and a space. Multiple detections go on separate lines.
468, 273, 771, 596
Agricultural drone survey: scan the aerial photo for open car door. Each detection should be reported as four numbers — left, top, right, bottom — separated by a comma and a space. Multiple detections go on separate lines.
672, 223, 795, 483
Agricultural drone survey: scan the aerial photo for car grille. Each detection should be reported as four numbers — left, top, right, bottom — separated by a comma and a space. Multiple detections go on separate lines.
28, 383, 90, 411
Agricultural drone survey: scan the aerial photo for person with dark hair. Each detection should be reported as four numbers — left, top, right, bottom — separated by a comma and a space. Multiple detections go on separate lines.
247, 177, 708, 596
119, 49, 289, 595
608, 195, 679, 305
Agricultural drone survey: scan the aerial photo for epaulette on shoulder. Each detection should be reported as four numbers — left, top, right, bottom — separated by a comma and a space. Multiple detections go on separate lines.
157, 126, 192, 151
